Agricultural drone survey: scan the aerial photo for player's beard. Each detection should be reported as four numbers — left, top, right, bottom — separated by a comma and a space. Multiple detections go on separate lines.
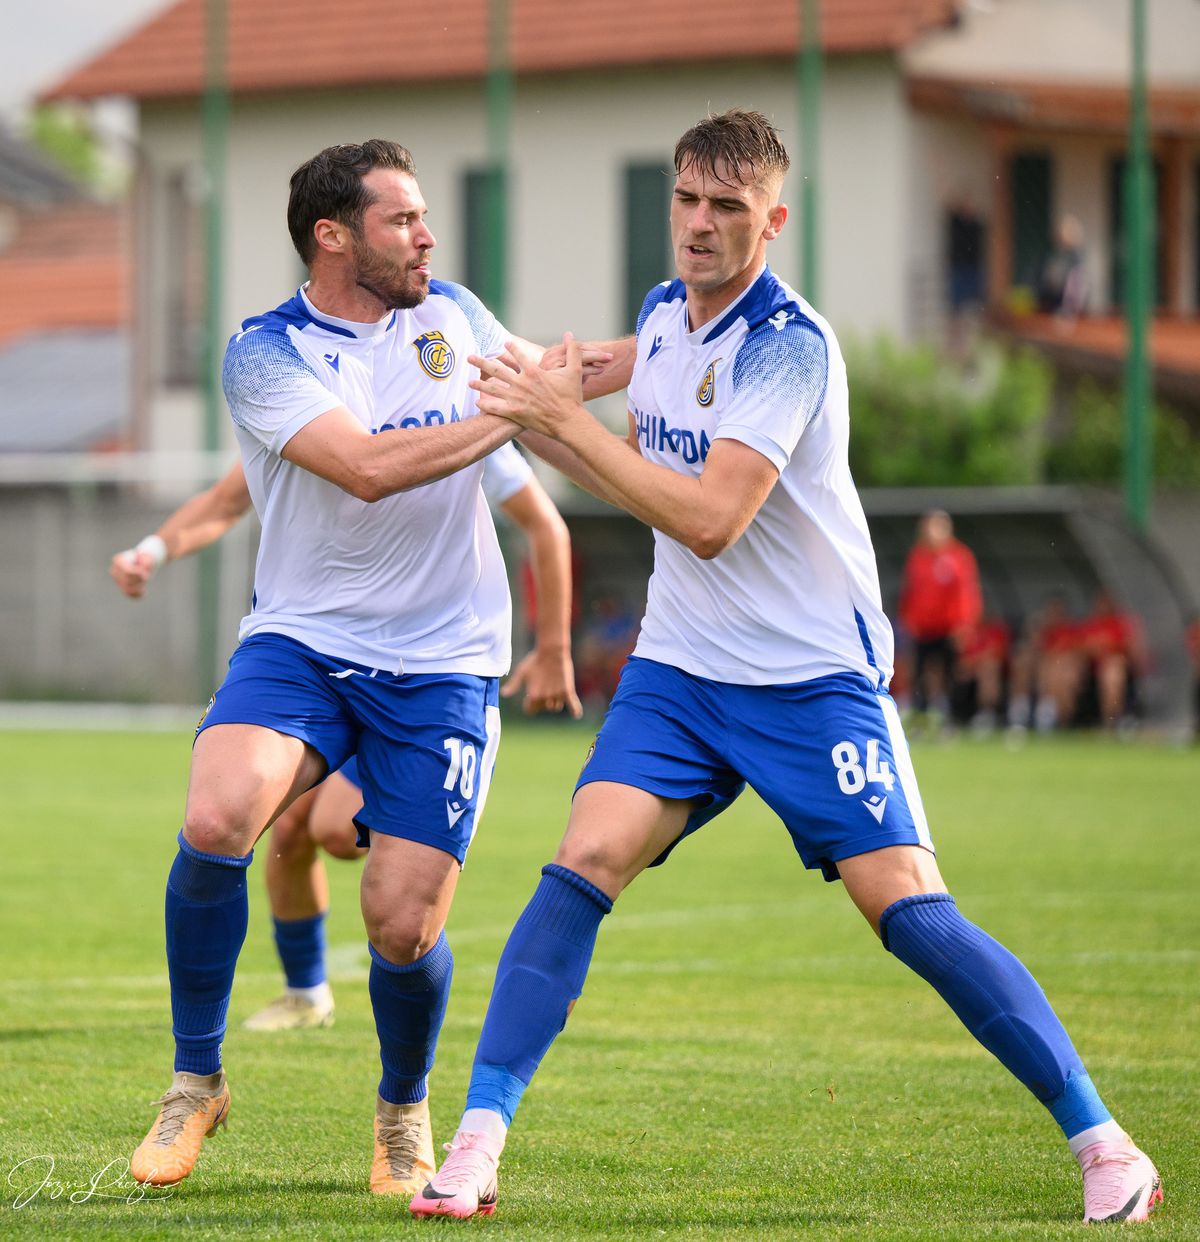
350, 233, 429, 310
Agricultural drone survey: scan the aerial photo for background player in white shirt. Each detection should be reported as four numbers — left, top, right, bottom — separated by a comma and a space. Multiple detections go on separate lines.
111, 444, 580, 1034
411, 112, 1160, 1227
125, 139, 604, 1198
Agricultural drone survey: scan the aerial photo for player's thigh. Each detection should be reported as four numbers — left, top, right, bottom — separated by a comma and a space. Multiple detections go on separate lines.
309, 767, 365, 860
555, 780, 699, 900
184, 723, 326, 856
351, 674, 501, 865
837, 844, 948, 936
360, 833, 461, 962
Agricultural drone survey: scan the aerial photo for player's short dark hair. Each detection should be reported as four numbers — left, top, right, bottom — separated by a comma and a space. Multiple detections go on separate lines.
287, 139, 417, 265
674, 109, 790, 191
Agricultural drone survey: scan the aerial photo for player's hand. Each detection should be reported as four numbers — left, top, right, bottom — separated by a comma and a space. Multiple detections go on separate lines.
542, 340, 613, 379
501, 647, 583, 718
109, 549, 157, 599
469, 334, 585, 437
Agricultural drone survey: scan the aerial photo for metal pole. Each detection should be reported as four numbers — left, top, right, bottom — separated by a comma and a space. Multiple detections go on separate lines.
796, 0, 822, 306
1123, 0, 1153, 532
484, 0, 512, 321
198, 0, 228, 696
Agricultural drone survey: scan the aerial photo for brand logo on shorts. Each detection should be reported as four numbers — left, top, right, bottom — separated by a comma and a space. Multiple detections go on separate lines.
579, 739, 596, 775
862, 794, 888, 824
696, 359, 720, 407
446, 801, 467, 829
412, 330, 455, 380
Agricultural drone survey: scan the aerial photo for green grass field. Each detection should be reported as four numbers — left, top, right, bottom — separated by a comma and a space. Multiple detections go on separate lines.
0, 723, 1195, 1240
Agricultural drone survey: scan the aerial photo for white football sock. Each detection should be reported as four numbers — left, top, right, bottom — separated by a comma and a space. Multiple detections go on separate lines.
459, 1108, 508, 1143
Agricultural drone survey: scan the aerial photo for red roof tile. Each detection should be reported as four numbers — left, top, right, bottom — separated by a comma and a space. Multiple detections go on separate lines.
43, 0, 961, 102
0, 205, 128, 345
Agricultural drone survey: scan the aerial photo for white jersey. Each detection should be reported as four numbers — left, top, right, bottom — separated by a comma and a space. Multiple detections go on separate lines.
628, 266, 893, 687
481, 442, 533, 508
222, 281, 512, 675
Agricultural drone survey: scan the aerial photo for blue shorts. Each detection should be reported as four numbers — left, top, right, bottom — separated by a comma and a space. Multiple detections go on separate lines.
576, 657, 934, 881
198, 633, 501, 863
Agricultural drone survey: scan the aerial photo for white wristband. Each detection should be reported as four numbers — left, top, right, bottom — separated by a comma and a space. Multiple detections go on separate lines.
135, 534, 168, 569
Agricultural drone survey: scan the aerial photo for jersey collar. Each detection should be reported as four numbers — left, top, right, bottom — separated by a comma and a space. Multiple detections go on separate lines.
686, 265, 793, 345
296, 284, 398, 339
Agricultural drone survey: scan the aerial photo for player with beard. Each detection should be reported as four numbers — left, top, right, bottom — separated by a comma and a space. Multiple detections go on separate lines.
127, 139, 600, 1197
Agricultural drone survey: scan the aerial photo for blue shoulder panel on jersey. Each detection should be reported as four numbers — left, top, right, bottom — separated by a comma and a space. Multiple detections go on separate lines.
428, 279, 506, 356
222, 318, 322, 419
635, 279, 685, 337
235, 291, 360, 341
702, 266, 801, 344
730, 310, 829, 424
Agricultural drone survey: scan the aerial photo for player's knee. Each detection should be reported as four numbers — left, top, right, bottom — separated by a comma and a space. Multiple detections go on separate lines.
182, 803, 256, 858
309, 815, 361, 860
552, 840, 627, 899
365, 907, 440, 965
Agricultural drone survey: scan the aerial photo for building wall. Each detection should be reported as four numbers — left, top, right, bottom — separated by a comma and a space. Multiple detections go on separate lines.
133, 56, 911, 452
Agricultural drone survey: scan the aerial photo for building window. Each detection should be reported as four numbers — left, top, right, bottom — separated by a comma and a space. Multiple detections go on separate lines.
462, 166, 506, 309
623, 161, 672, 331
1008, 151, 1052, 295
163, 168, 204, 385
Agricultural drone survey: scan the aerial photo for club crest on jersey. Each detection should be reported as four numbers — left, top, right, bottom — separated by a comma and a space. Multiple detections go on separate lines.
412, 330, 455, 380
696, 359, 720, 408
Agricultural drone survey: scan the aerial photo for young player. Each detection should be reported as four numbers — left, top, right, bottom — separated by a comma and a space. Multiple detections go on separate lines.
124, 138, 603, 1196
410, 111, 1161, 1226
111, 445, 580, 1033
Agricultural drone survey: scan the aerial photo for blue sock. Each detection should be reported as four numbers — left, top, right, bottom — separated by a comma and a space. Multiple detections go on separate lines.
466, 864, 613, 1126
273, 913, 327, 989
880, 893, 1112, 1140
369, 932, 453, 1105
165, 832, 252, 1075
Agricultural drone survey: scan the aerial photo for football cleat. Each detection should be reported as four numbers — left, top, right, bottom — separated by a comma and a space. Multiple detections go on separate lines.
241, 990, 334, 1031
1079, 1135, 1162, 1224
129, 1070, 230, 1186
370, 1095, 436, 1195
409, 1130, 503, 1219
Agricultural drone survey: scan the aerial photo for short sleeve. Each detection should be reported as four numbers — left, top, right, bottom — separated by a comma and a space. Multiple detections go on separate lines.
712, 317, 828, 471
222, 326, 341, 454
481, 442, 534, 507
429, 280, 507, 358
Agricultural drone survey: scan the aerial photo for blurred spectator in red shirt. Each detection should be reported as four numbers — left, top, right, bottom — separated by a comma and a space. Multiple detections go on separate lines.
955, 615, 1010, 733
1078, 590, 1144, 728
899, 510, 982, 719
1186, 616, 1200, 736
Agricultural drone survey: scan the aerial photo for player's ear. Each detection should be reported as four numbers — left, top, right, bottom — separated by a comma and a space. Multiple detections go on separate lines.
313, 217, 350, 256
764, 202, 788, 241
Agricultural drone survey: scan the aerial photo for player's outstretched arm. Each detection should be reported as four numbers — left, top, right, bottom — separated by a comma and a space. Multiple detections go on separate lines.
498, 476, 582, 718
109, 462, 253, 598
473, 336, 779, 559
281, 405, 519, 501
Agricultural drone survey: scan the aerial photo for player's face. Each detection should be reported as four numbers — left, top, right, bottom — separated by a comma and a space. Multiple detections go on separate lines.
349, 169, 437, 310
670, 160, 785, 296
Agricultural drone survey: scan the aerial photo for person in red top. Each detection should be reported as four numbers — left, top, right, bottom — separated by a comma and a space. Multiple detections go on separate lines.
955, 614, 1011, 732
899, 510, 982, 718
1078, 590, 1144, 728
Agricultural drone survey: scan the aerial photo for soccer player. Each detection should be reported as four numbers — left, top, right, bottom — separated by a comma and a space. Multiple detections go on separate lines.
410, 111, 1161, 1225
126, 138, 601, 1195
111, 445, 581, 1032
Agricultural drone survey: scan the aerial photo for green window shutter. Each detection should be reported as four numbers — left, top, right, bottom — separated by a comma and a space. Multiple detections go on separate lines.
624, 162, 672, 332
